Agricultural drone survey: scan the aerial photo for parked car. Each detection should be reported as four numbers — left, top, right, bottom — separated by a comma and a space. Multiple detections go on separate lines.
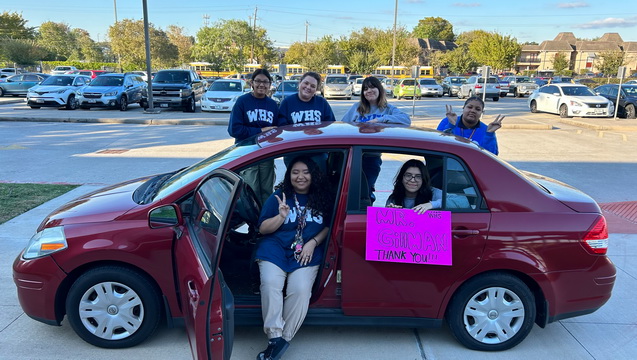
26, 74, 91, 110
623, 80, 637, 85
393, 78, 421, 100
13, 122, 615, 356
201, 79, 248, 111
76, 73, 147, 111
150, 69, 207, 112
51, 66, 78, 75
498, 78, 510, 97
322, 74, 352, 100
549, 76, 574, 84
441, 77, 466, 97
533, 78, 548, 87
0, 67, 21, 79
270, 80, 299, 105
352, 78, 364, 96
594, 84, 637, 118
528, 83, 614, 118
382, 78, 398, 95
0, 73, 50, 97
129, 71, 149, 82
458, 76, 500, 101
419, 78, 443, 97
66, 70, 110, 79
347, 74, 363, 84
502, 76, 540, 97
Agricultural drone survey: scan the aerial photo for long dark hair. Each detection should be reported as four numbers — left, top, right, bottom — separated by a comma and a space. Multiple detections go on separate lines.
357, 76, 387, 116
276, 156, 332, 216
389, 159, 433, 207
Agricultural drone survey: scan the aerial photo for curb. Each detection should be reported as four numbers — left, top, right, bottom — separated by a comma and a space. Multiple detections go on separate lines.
0, 116, 230, 126
559, 118, 637, 131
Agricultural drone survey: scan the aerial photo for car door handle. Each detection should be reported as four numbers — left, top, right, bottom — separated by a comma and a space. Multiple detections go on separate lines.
187, 280, 199, 301
452, 229, 480, 236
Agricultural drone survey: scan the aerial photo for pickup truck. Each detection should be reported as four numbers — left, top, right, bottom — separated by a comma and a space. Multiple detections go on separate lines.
502, 76, 539, 97
149, 69, 207, 112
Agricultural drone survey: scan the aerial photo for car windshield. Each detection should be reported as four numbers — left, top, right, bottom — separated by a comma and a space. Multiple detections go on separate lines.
562, 86, 596, 96
90, 76, 123, 87
449, 78, 466, 84
210, 81, 242, 92
153, 140, 262, 201
420, 79, 437, 85
476, 77, 499, 84
402, 80, 416, 86
516, 77, 531, 82
40, 76, 73, 86
154, 71, 190, 83
623, 85, 637, 95
278, 82, 299, 92
326, 77, 347, 84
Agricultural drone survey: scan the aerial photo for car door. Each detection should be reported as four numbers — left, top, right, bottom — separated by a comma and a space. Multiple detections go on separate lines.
174, 169, 243, 360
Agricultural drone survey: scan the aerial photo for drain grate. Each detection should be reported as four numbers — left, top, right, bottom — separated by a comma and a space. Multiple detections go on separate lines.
96, 149, 129, 154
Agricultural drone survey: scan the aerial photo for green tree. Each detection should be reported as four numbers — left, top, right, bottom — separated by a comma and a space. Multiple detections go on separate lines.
346, 49, 381, 75
455, 30, 489, 46
37, 22, 76, 61
595, 50, 625, 77
167, 25, 194, 66
109, 19, 178, 70
412, 17, 454, 41
0, 11, 36, 39
441, 45, 477, 75
468, 32, 521, 71
552, 52, 570, 75
340, 27, 419, 70
0, 38, 47, 64
284, 36, 342, 72
70, 29, 104, 62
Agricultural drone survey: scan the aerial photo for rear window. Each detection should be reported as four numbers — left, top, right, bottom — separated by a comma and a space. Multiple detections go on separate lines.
210, 81, 243, 92
402, 80, 416, 86
90, 76, 124, 87
420, 79, 437, 85
326, 77, 347, 84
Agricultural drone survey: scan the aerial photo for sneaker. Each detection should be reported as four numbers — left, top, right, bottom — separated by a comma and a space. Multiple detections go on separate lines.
256, 337, 289, 360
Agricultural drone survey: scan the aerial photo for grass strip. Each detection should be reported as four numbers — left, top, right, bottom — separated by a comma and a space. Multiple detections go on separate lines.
0, 183, 79, 224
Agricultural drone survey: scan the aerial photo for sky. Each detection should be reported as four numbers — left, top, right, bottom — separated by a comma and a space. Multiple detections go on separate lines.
6, 1, 637, 47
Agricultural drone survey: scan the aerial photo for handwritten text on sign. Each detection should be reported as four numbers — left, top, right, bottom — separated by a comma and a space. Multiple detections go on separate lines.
366, 207, 452, 266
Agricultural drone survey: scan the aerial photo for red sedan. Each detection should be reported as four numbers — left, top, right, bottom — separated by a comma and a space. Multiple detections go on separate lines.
13, 122, 615, 358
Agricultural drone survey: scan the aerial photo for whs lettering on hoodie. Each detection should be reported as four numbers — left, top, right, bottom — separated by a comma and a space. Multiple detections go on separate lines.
290, 110, 323, 124
247, 109, 274, 124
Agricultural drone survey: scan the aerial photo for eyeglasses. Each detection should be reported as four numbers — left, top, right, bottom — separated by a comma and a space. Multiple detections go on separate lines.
403, 173, 423, 182
253, 80, 270, 85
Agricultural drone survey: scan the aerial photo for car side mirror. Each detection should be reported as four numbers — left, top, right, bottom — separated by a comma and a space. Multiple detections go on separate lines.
553, 93, 560, 96
149, 204, 182, 229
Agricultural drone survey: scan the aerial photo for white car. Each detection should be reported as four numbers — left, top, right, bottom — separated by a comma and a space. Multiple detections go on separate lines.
50, 66, 78, 75
419, 78, 443, 97
528, 83, 614, 118
26, 75, 91, 110
382, 78, 397, 95
352, 78, 364, 96
201, 79, 247, 112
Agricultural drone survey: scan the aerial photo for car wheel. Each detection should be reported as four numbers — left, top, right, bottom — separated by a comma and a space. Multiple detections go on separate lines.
530, 100, 538, 113
559, 104, 570, 118
446, 273, 536, 351
347, 97, 351, 100
493, 97, 499, 102
140, 99, 148, 110
184, 95, 196, 112
119, 96, 128, 111
514, 89, 520, 98
29, 106, 41, 109
457, 91, 463, 99
417, 96, 422, 100
66, 94, 78, 110
625, 104, 636, 119
65, 266, 161, 348
0, 87, 4, 97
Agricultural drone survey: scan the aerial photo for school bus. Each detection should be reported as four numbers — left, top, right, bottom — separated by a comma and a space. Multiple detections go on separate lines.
372, 65, 434, 79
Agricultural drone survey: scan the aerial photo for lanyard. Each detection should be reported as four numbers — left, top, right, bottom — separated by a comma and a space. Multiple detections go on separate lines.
291, 193, 308, 260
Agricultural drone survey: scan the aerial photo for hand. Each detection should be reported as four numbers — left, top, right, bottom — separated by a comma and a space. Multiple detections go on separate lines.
413, 202, 433, 215
299, 239, 317, 266
387, 203, 403, 209
487, 114, 505, 133
261, 126, 276, 132
274, 193, 289, 219
445, 104, 458, 126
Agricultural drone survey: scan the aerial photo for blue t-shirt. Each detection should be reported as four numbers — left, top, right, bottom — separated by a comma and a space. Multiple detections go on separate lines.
278, 94, 336, 124
228, 93, 283, 143
255, 189, 327, 272
437, 116, 498, 155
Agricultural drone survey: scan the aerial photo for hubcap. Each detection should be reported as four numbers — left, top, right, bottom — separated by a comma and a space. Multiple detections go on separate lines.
463, 287, 525, 344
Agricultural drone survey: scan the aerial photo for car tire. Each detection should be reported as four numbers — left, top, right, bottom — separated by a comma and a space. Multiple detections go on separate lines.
530, 100, 538, 113
559, 104, 570, 118
446, 273, 536, 351
66, 94, 78, 110
119, 96, 128, 111
457, 91, 463, 99
493, 97, 499, 102
397, 95, 402, 100
625, 104, 636, 119
30, 106, 41, 109
347, 97, 351, 100
0, 87, 4, 97
65, 266, 162, 349
514, 89, 520, 98
184, 95, 196, 113
417, 96, 422, 100
140, 99, 148, 110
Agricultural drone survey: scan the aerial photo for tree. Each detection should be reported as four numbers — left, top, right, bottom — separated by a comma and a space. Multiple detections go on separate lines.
167, 25, 194, 66
455, 30, 489, 46
595, 50, 625, 77
468, 32, 521, 71
0, 11, 36, 39
441, 45, 477, 75
37, 22, 76, 61
0, 38, 47, 64
70, 28, 104, 62
109, 19, 178, 70
284, 36, 342, 72
552, 52, 570, 75
412, 17, 455, 41
346, 49, 381, 75
340, 27, 419, 71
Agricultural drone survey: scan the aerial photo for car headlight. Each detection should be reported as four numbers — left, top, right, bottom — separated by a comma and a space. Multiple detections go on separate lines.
23, 226, 68, 259
232, 95, 240, 101
105, 91, 117, 96
180, 89, 192, 96
569, 100, 584, 107
54, 89, 66, 94
28, 88, 36, 94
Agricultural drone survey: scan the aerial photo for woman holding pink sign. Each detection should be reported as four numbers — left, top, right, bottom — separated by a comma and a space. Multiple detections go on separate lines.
386, 159, 442, 214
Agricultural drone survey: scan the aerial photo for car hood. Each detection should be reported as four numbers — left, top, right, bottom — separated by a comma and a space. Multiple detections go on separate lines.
30, 85, 73, 93
153, 83, 189, 90
566, 95, 608, 104
83, 86, 121, 94
325, 83, 349, 89
521, 171, 600, 213
39, 177, 150, 231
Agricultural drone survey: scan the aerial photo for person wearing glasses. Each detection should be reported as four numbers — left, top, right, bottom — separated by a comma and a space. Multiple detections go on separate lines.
386, 159, 441, 214
228, 68, 286, 204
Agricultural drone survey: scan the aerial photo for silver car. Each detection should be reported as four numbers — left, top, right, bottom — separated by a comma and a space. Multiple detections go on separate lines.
503, 76, 539, 97
458, 76, 500, 101
419, 78, 443, 97
322, 74, 352, 100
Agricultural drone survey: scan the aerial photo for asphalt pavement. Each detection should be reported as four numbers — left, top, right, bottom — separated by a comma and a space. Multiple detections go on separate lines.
1, 96, 636, 359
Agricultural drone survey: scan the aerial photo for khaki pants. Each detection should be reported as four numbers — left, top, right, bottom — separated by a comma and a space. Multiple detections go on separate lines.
258, 260, 319, 341
241, 160, 275, 206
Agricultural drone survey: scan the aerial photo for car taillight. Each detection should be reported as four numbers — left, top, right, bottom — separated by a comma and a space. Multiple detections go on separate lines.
475, 84, 482, 89
582, 216, 609, 254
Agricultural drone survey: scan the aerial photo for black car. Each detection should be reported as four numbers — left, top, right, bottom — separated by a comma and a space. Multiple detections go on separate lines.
594, 84, 637, 119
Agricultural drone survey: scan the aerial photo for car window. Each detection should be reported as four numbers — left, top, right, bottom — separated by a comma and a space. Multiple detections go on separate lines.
23, 75, 40, 81
449, 78, 465, 84
420, 79, 437, 85
326, 77, 347, 84
623, 85, 637, 95
90, 76, 124, 87
402, 80, 416, 86
596, 86, 609, 96
211, 81, 243, 92
562, 86, 595, 96
154, 71, 190, 83
41, 76, 72, 86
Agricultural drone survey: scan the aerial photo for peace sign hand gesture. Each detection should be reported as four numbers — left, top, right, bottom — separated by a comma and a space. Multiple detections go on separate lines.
487, 114, 505, 133
445, 104, 458, 126
274, 193, 290, 219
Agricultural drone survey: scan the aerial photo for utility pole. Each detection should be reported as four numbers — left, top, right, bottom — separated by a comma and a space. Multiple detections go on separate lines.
305, 21, 309, 43
250, 6, 258, 64
390, 0, 398, 85
113, 0, 121, 72
203, 14, 210, 27
113, 0, 118, 23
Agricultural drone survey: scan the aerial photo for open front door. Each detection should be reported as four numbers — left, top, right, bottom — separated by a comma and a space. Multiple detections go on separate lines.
174, 169, 243, 360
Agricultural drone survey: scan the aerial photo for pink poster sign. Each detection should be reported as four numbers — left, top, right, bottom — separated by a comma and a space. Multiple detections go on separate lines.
365, 207, 452, 266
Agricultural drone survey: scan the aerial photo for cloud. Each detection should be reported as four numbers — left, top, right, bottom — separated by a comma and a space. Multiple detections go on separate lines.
557, 2, 589, 8
576, 17, 637, 29
452, 2, 481, 6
